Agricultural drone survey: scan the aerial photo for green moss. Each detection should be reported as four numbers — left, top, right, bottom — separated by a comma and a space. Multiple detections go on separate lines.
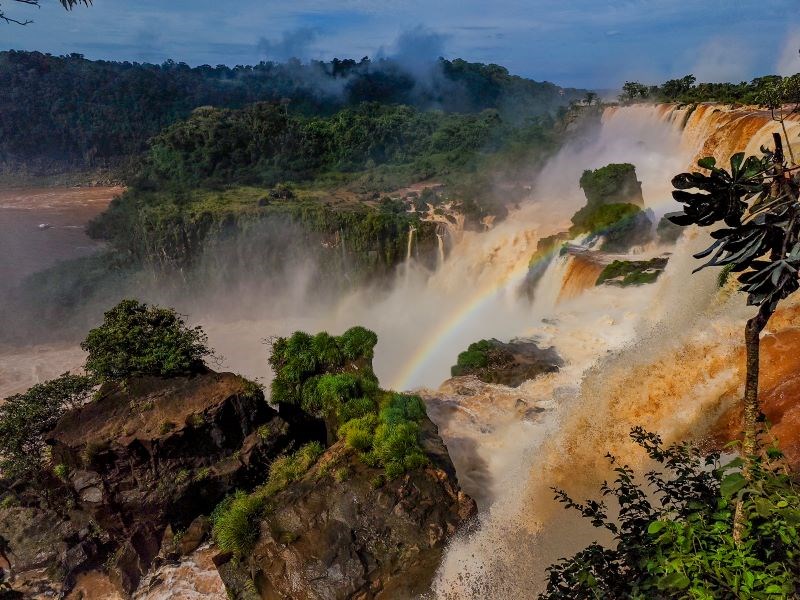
53, 463, 69, 481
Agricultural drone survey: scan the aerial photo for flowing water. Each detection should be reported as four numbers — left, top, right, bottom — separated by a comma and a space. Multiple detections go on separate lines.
3, 104, 799, 597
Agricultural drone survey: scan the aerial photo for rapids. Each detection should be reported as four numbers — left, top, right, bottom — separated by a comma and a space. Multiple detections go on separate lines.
3, 103, 799, 597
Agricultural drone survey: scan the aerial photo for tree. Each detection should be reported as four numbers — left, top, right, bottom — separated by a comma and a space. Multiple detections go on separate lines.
0, 0, 90, 25
584, 91, 598, 106
757, 74, 800, 165
81, 299, 211, 380
667, 133, 800, 539
660, 74, 696, 100
0, 373, 95, 484
619, 81, 650, 103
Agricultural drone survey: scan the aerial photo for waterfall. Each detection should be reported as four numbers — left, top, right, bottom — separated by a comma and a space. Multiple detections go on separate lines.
339, 228, 350, 280
431, 104, 800, 598
403, 225, 416, 286
556, 254, 607, 302
436, 225, 446, 269
406, 225, 415, 261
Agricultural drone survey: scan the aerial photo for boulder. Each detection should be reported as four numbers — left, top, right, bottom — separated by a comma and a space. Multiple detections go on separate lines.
216, 415, 477, 600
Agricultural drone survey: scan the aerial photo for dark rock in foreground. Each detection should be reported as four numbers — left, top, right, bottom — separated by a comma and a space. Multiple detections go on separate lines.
215, 414, 477, 600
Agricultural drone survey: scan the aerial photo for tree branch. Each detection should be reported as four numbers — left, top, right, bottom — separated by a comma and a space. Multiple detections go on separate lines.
0, 0, 90, 25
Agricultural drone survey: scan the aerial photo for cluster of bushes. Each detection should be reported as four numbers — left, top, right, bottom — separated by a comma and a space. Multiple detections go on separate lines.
542, 428, 800, 599
269, 327, 428, 478
211, 325, 431, 556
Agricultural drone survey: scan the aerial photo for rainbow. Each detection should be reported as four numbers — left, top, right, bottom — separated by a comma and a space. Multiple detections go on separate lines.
390, 197, 685, 391
389, 244, 558, 391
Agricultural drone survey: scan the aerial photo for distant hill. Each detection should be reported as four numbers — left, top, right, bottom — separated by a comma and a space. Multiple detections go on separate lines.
0, 50, 587, 175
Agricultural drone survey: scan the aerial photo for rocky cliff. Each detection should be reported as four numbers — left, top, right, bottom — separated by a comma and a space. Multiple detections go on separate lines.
215, 414, 477, 600
0, 371, 302, 597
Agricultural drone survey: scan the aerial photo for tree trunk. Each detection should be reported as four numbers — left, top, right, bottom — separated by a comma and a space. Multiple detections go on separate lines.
741, 303, 772, 458
733, 303, 772, 543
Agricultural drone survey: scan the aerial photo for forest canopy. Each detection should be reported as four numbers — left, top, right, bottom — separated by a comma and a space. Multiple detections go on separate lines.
0, 50, 585, 173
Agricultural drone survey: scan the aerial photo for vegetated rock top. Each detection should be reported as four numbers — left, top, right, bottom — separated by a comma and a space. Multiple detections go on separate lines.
451, 337, 563, 387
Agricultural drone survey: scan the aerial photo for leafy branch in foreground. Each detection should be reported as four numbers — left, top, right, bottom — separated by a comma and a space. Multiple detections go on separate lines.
540, 428, 800, 600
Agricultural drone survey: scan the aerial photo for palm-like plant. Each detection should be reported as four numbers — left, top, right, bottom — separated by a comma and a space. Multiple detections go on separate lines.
670, 135, 800, 458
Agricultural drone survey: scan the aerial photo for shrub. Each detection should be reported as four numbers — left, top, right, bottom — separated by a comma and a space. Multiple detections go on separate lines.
541, 428, 800, 599
262, 442, 325, 497
211, 442, 324, 555
339, 394, 428, 478
0, 373, 95, 483
270, 326, 379, 422
81, 299, 210, 380
210, 490, 266, 556
452, 339, 492, 376
339, 415, 378, 451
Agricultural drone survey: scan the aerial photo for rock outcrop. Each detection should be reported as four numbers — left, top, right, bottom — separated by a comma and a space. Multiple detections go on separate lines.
451, 338, 562, 387
0, 370, 301, 598
215, 415, 477, 600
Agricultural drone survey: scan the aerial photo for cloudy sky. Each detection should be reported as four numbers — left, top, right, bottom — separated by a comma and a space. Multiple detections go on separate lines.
2, 0, 799, 88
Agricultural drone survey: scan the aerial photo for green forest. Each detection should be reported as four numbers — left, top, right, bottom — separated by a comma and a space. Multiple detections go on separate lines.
0, 50, 585, 173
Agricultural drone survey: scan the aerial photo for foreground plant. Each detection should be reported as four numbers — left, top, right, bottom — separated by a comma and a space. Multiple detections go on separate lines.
541, 428, 800, 599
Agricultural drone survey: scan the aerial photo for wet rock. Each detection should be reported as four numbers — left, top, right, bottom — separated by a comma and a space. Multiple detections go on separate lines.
217, 415, 477, 600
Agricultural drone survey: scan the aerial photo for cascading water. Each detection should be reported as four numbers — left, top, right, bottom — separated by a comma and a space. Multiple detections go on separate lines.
430, 104, 800, 597
436, 225, 446, 269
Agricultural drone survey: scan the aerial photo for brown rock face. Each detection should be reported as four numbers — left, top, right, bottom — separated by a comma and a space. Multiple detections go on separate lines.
216, 416, 477, 600
45, 371, 297, 596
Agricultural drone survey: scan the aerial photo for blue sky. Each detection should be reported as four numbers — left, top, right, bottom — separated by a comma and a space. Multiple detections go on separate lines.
1, 0, 799, 88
